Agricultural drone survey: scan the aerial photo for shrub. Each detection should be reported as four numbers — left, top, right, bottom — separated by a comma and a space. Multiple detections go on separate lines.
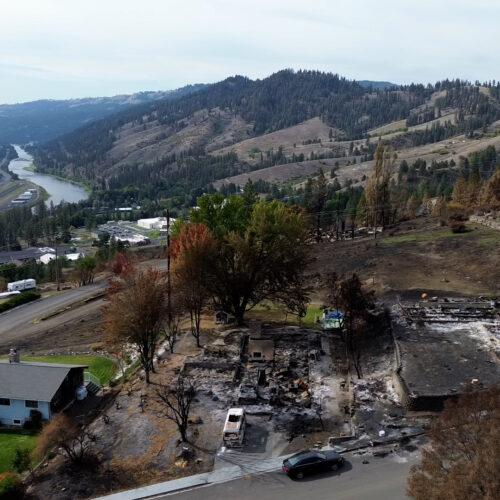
12, 448, 31, 474
23, 410, 42, 430
0, 291, 40, 313
450, 222, 467, 233
0, 473, 23, 500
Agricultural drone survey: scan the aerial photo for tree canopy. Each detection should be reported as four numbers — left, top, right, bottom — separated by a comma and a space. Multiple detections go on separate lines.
172, 195, 311, 324
408, 385, 500, 500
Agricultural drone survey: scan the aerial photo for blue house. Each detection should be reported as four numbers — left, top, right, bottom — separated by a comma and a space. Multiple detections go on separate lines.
0, 350, 88, 426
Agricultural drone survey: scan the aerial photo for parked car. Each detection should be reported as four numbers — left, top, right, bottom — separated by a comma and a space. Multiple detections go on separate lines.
282, 450, 344, 479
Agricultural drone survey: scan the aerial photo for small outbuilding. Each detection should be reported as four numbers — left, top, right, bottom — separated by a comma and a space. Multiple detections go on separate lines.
322, 310, 343, 330
215, 311, 235, 325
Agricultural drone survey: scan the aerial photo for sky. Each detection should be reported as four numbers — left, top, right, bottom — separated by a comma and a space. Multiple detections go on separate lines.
1, 0, 499, 104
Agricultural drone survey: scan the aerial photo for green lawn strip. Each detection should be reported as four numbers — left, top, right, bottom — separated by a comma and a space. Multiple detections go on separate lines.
0, 355, 117, 386
0, 431, 38, 474
477, 236, 500, 246
248, 303, 322, 329
381, 229, 473, 244
381, 224, 500, 245
299, 306, 323, 328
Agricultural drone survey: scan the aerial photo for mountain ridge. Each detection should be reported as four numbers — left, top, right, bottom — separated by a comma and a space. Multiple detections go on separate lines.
0, 84, 207, 144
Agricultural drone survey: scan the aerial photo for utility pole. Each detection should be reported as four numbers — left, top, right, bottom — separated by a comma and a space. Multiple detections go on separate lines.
166, 209, 172, 327
48, 231, 61, 291
55, 240, 60, 291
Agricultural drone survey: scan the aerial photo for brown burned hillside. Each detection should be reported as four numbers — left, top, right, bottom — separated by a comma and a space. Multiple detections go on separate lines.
31, 71, 500, 207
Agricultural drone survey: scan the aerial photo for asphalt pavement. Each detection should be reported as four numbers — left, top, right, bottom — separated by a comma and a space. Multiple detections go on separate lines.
0, 281, 107, 341
159, 452, 416, 500
0, 258, 168, 343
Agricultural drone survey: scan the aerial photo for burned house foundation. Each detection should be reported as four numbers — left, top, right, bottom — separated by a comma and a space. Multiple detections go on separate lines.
180, 325, 349, 444
393, 300, 500, 412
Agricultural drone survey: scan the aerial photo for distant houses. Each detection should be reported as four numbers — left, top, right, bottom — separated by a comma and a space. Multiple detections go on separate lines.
39, 252, 84, 265
10, 188, 37, 206
0, 246, 76, 266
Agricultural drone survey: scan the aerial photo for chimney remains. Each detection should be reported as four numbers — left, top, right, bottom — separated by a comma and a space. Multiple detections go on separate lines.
8, 348, 20, 363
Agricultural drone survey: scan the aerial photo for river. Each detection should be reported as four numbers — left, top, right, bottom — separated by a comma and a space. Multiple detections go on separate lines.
8, 145, 89, 206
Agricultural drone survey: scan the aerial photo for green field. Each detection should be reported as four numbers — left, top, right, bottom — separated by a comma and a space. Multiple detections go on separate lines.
0, 431, 38, 473
1, 355, 117, 386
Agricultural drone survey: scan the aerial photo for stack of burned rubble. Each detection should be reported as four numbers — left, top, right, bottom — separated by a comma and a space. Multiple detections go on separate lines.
237, 328, 323, 410
180, 326, 328, 422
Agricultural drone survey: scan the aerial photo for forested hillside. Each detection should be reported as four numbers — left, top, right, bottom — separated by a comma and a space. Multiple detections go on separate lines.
33, 71, 431, 179
0, 84, 206, 144
30, 71, 500, 213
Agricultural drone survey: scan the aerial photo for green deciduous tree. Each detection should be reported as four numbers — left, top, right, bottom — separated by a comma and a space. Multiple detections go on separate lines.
74, 255, 97, 286
208, 201, 311, 324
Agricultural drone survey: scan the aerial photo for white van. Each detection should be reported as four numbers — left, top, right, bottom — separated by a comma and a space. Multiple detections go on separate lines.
223, 408, 246, 447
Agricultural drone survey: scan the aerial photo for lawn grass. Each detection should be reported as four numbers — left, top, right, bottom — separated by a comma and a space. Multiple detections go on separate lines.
1, 355, 117, 386
247, 303, 322, 329
0, 430, 38, 474
381, 229, 473, 244
299, 306, 323, 328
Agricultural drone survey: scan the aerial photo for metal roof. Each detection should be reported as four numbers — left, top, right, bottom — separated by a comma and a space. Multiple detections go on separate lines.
0, 361, 88, 402
0, 246, 73, 265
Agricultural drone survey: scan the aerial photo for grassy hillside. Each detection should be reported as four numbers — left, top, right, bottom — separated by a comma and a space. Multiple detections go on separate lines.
313, 217, 500, 299
32, 70, 433, 183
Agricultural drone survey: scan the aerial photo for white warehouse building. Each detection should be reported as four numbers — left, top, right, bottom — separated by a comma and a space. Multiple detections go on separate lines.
137, 217, 175, 230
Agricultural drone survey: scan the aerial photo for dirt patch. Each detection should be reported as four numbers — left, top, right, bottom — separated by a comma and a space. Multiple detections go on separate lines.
0, 299, 106, 355
313, 217, 500, 302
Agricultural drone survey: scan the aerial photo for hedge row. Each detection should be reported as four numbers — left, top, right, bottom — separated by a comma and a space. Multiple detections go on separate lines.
0, 291, 41, 313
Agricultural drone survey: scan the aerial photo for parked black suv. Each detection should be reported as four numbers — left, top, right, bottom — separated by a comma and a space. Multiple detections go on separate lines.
283, 450, 344, 479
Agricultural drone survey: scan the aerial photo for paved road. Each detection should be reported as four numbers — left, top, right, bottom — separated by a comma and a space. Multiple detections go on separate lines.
0, 259, 168, 344
159, 453, 416, 500
0, 281, 107, 341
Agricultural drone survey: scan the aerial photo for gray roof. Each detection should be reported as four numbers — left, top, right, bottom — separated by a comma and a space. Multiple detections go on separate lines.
0, 246, 73, 265
0, 361, 88, 402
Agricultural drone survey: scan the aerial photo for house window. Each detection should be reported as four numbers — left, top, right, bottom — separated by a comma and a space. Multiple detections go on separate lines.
0, 398, 10, 406
13, 419, 22, 425
25, 400, 38, 409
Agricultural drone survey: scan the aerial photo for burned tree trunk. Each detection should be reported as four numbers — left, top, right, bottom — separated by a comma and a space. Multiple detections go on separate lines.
155, 378, 196, 442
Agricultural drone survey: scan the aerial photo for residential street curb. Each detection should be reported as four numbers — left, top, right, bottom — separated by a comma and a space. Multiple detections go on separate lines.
93, 432, 426, 500
93, 456, 289, 500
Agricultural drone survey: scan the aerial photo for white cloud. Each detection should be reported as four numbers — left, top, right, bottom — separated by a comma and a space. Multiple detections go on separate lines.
0, 0, 499, 103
